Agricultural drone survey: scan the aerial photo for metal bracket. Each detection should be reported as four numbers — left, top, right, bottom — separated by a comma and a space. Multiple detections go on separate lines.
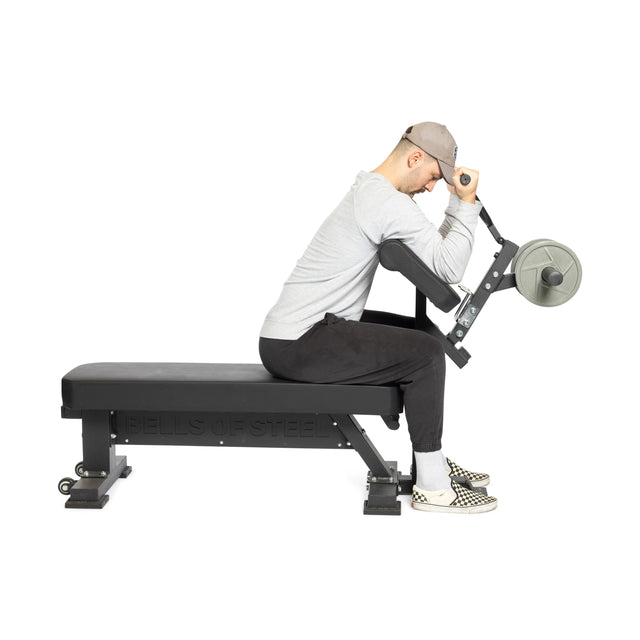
447, 239, 520, 345
367, 468, 397, 484
456, 303, 480, 329
454, 284, 473, 321
455, 283, 480, 329
80, 470, 109, 479
495, 272, 516, 291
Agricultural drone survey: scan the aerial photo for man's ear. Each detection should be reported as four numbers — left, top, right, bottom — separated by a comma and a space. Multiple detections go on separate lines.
407, 149, 423, 168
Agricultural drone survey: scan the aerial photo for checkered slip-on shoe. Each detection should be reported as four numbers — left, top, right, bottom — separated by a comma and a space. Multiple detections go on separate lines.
411, 481, 497, 514
446, 458, 490, 488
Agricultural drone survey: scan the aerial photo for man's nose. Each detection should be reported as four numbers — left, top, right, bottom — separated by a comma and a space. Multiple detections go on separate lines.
426, 182, 435, 192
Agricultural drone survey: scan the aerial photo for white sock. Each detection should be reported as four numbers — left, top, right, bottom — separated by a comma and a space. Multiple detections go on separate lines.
414, 450, 452, 491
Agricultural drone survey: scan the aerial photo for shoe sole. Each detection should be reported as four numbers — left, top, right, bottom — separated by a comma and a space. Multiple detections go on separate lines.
411, 500, 498, 514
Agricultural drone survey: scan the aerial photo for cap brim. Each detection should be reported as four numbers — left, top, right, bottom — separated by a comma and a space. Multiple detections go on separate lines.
437, 160, 455, 186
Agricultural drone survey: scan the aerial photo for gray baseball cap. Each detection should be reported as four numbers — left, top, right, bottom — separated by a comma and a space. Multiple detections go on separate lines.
401, 122, 458, 185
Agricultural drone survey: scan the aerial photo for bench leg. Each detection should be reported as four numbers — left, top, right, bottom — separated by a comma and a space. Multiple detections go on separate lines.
65, 411, 132, 509
331, 414, 406, 515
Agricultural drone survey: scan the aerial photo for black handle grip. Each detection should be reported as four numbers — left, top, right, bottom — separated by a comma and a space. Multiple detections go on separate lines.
460, 173, 471, 185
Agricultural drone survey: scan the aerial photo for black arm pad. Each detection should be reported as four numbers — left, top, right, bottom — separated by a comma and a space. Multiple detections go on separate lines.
378, 240, 461, 313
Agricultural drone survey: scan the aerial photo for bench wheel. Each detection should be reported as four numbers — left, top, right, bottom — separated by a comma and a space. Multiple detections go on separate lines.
75, 461, 84, 477
58, 477, 76, 495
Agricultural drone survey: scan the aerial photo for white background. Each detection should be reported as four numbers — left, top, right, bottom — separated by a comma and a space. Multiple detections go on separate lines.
2, 1, 638, 638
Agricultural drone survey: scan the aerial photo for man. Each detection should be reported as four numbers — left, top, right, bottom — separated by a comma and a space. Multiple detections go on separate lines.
259, 122, 497, 513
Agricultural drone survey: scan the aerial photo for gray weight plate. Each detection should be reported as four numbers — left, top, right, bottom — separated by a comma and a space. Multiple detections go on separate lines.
510, 238, 552, 272
512, 239, 582, 306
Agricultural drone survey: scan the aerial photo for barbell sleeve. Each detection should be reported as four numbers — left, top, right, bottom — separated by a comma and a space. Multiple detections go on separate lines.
541, 266, 564, 286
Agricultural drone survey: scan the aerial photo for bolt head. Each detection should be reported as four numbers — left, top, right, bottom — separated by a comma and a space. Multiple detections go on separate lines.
493, 271, 499, 278
484, 283, 491, 290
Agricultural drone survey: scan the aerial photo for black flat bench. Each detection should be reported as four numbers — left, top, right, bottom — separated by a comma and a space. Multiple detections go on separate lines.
61, 362, 408, 513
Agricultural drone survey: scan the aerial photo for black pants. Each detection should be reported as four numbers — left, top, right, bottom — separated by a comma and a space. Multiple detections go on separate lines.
258, 312, 446, 452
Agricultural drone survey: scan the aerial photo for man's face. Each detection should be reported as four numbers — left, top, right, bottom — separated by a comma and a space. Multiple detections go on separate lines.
408, 157, 443, 198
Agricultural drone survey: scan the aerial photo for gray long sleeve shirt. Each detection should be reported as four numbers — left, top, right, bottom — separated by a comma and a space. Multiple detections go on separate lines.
260, 171, 482, 340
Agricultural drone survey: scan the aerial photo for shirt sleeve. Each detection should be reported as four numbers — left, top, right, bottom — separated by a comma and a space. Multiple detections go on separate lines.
358, 189, 482, 284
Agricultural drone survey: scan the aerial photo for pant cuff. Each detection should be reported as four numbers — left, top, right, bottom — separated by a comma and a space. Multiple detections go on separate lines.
412, 440, 442, 453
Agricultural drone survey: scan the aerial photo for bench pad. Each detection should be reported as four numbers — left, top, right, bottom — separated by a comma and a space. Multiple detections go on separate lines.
62, 363, 403, 415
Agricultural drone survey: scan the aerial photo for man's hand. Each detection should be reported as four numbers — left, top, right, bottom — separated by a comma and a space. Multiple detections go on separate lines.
451, 167, 479, 204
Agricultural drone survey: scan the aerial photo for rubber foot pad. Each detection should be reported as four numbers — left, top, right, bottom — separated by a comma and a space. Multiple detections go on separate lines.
363, 500, 401, 515
65, 494, 110, 509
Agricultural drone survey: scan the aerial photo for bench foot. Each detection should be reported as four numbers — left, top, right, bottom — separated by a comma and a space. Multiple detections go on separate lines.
62, 455, 131, 509
363, 460, 403, 516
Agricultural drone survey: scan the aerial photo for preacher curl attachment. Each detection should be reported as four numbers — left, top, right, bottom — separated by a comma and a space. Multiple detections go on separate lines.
397, 173, 584, 366
458, 172, 582, 306
439, 184, 582, 364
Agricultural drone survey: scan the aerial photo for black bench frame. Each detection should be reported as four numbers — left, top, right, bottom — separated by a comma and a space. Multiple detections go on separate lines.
60, 213, 519, 515
61, 406, 413, 514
